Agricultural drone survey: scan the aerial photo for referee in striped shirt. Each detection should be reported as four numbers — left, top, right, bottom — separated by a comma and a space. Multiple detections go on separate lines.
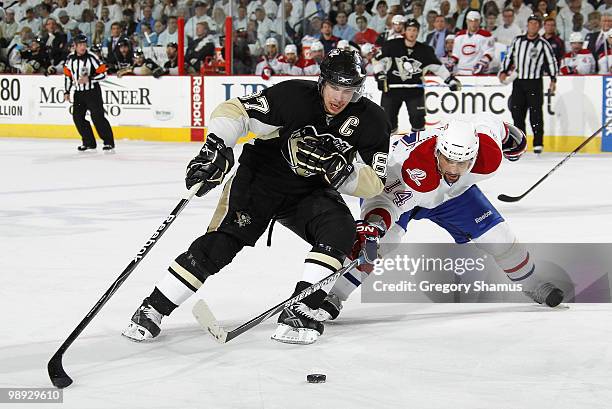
63, 34, 115, 152
499, 15, 558, 155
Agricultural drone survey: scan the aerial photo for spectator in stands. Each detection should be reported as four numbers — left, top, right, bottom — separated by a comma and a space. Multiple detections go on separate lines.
185, 2, 216, 39
569, 12, 589, 47
185, 21, 215, 73
57, 10, 78, 34
410, 1, 426, 29
9, 0, 30, 24
53, 0, 68, 20
560, 32, 596, 74
157, 16, 187, 46
41, 17, 67, 71
494, 7, 522, 47
420, 10, 438, 42
597, 29, 612, 73
426, 14, 448, 57
348, 0, 372, 30
354, 15, 378, 45
319, 19, 339, 53
235, 5, 248, 31
78, 9, 96, 40
445, 16, 456, 34
212, 5, 226, 31
482, 1, 500, 21
333, 11, 357, 41
543, 16, 565, 63
534, 0, 552, 18
276, 44, 304, 74
99, 7, 113, 37
105, 0, 124, 23
305, 0, 331, 21
586, 12, 612, 61
36, 3, 53, 27
160, 0, 179, 21
451, 10, 494, 75
18, 7, 42, 35
440, 1, 451, 18
136, 6, 155, 34
369, 0, 389, 34
104, 22, 124, 53
556, 0, 591, 41
92, 21, 107, 46
67, 0, 88, 22
587, 11, 602, 32
510, 0, 533, 32
140, 23, 156, 46
599, 0, 612, 14
254, 5, 274, 46
453, 0, 469, 30
122, 9, 137, 36
90, 0, 103, 20
0, 9, 18, 48
485, 13, 498, 32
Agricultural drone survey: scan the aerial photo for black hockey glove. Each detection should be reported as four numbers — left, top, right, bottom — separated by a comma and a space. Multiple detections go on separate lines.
502, 122, 527, 162
185, 133, 234, 196
375, 72, 387, 92
445, 75, 462, 92
152, 66, 165, 78
295, 136, 354, 189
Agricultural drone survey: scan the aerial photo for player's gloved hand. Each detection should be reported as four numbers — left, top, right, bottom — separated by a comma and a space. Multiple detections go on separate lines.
295, 136, 354, 188
445, 75, 462, 91
186, 133, 234, 196
350, 219, 387, 273
152, 66, 164, 78
47, 66, 56, 75
502, 122, 527, 161
472, 60, 488, 75
375, 72, 387, 91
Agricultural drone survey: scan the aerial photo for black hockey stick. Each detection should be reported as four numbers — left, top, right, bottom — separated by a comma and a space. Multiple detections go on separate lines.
498, 120, 612, 203
192, 256, 365, 344
47, 182, 203, 389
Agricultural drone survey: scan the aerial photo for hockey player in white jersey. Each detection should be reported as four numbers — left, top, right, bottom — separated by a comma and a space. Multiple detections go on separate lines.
299, 41, 324, 75
276, 44, 304, 75
451, 11, 495, 75
560, 32, 596, 75
318, 116, 565, 322
255, 37, 282, 78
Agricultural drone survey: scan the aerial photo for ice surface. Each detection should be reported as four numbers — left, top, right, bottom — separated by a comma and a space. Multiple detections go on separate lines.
1, 138, 611, 409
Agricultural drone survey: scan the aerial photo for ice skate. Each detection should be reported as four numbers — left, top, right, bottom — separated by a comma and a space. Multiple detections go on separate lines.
271, 303, 324, 345
77, 145, 96, 152
524, 282, 564, 307
122, 298, 164, 342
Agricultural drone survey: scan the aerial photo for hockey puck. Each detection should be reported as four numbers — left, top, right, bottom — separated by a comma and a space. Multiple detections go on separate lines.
307, 374, 326, 383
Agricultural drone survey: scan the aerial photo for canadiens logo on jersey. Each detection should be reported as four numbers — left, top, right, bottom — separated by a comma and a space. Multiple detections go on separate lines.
405, 168, 427, 186
393, 56, 423, 80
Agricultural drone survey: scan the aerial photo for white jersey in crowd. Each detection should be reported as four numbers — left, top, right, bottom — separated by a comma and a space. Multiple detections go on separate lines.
361, 116, 506, 226
255, 55, 281, 75
493, 23, 522, 47
300, 60, 321, 75
597, 48, 612, 74
276, 61, 304, 75
451, 29, 495, 75
560, 49, 596, 75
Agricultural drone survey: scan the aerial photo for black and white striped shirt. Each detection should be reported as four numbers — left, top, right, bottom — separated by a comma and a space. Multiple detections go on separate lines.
63, 51, 107, 93
502, 34, 558, 80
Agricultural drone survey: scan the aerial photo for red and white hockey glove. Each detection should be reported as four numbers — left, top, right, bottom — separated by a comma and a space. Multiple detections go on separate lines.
502, 122, 527, 162
350, 220, 387, 273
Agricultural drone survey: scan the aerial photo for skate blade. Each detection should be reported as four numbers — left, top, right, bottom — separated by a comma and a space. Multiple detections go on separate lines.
271, 324, 319, 345
121, 322, 155, 342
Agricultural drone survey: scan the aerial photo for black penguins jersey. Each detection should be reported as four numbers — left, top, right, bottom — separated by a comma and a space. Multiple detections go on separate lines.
207, 79, 391, 197
375, 38, 448, 87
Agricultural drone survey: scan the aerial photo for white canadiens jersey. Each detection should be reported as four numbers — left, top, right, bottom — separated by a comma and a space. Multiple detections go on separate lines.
276, 61, 305, 75
255, 56, 281, 75
560, 50, 596, 75
597, 49, 612, 74
451, 29, 495, 75
302, 61, 320, 75
361, 116, 506, 229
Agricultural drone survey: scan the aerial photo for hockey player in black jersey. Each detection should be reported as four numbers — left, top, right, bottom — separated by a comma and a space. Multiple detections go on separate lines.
116, 49, 164, 77
122, 49, 392, 345
374, 18, 462, 133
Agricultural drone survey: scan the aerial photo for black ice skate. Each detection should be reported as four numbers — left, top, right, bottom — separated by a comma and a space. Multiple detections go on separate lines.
102, 144, 115, 152
271, 303, 324, 345
122, 298, 164, 342
524, 282, 564, 307
77, 145, 96, 152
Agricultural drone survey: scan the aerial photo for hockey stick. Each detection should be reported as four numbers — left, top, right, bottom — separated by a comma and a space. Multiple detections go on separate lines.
47, 182, 203, 389
498, 120, 612, 203
192, 256, 364, 344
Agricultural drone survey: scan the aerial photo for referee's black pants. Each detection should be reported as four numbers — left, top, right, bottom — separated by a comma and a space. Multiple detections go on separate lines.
510, 79, 544, 148
381, 88, 426, 133
72, 84, 114, 148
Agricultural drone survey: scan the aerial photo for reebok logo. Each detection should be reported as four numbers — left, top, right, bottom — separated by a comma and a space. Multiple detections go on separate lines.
475, 210, 493, 224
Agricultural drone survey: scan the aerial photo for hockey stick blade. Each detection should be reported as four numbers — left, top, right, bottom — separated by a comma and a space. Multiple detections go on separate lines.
497, 119, 612, 203
48, 352, 72, 389
192, 300, 228, 343
192, 257, 363, 344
